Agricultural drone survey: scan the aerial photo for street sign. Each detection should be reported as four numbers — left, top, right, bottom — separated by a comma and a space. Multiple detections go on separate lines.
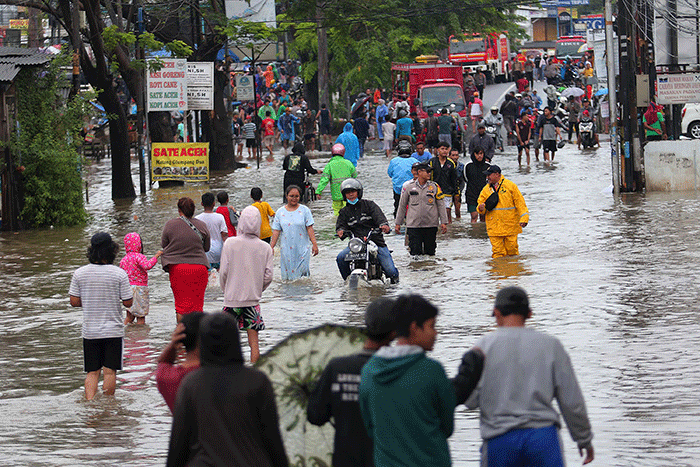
657, 73, 700, 105
236, 74, 254, 101
151, 143, 210, 182
147, 59, 187, 111
187, 62, 213, 111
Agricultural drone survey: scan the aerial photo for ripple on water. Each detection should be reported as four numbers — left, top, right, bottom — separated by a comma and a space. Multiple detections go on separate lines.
2, 140, 700, 465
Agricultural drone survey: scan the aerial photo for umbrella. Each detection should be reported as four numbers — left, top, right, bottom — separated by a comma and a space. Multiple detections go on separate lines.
561, 87, 585, 98
216, 48, 240, 62
595, 88, 608, 96
255, 324, 366, 467
351, 95, 372, 118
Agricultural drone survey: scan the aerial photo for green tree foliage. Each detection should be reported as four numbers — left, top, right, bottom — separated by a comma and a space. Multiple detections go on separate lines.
578, 0, 605, 17
280, 0, 523, 96
14, 55, 90, 227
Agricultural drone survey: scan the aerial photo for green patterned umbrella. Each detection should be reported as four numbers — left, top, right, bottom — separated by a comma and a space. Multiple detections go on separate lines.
255, 324, 366, 467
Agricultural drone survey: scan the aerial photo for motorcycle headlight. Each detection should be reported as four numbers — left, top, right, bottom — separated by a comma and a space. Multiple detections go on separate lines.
349, 238, 364, 253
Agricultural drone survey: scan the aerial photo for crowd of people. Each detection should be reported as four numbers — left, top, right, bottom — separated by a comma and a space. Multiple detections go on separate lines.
66, 53, 612, 466
69, 232, 596, 466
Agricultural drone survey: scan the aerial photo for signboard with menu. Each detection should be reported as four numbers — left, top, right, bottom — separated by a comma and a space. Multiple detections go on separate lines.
186, 62, 214, 110
147, 59, 188, 111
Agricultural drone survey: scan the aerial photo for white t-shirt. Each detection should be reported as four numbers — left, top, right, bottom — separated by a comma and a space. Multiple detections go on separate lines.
195, 212, 228, 264
69, 263, 132, 339
382, 122, 396, 141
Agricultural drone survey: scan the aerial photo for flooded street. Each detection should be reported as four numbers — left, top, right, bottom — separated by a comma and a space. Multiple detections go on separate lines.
2, 131, 700, 466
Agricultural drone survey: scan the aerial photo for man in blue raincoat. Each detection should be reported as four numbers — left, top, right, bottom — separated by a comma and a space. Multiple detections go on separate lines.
335, 122, 360, 167
278, 107, 299, 152
376, 99, 389, 139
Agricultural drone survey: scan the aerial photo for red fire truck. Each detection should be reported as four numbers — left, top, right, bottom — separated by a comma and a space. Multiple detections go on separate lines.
555, 36, 590, 60
390, 62, 467, 119
448, 32, 511, 83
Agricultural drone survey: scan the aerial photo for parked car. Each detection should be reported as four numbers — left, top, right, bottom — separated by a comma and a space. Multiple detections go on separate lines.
681, 103, 700, 139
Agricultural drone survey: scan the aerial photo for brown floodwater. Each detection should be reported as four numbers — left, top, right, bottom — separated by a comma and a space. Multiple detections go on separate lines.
2, 132, 700, 466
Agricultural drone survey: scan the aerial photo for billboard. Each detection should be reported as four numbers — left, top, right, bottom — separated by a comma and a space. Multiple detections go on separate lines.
657, 73, 700, 105
151, 143, 210, 182
236, 74, 255, 101
147, 59, 188, 111
225, 0, 276, 28
186, 62, 214, 110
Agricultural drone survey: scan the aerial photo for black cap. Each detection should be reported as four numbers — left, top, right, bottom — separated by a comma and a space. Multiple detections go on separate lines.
477, 122, 486, 129
90, 232, 112, 247
365, 297, 397, 336
483, 165, 501, 175
494, 286, 530, 317
412, 161, 432, 171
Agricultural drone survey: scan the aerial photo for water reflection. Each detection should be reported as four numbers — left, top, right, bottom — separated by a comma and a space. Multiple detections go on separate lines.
3, 137, 700, 466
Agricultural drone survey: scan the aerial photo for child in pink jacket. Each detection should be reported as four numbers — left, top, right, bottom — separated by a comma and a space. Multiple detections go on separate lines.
119, 232, 162, 324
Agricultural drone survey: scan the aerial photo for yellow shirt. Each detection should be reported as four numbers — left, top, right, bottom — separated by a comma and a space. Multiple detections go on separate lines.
252, 201, 275, 239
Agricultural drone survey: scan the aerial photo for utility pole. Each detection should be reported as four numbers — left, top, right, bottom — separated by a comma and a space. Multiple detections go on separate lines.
617, 0, 637, 191
605, 0, 620, 194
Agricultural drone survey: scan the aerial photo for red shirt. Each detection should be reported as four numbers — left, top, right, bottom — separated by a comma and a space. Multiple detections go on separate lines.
215, 206, 237, 237
155, 362, 200, 412
262, 117, 276, 136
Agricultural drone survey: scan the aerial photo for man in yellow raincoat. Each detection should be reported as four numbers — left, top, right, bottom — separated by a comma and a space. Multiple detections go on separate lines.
477, 165, 529, 257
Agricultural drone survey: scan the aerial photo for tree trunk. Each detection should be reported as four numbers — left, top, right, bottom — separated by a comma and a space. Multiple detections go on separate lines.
316, 3, 330, 109
99, 85, 136, 200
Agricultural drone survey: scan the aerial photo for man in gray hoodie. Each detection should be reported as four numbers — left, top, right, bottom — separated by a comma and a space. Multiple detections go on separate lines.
219, 206, 273, 363
465, 286, 594, 467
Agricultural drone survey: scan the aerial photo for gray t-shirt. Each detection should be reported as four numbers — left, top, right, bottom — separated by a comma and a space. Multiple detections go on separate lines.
466, 327, 593, 448
69, 264, 132, 339
538, 116, 563, 141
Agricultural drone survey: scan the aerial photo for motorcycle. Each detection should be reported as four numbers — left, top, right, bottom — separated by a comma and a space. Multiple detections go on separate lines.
302, 173, 316, 204
485, 123, 498, 146
289, 76, 304, 101
579, 119, 595, 149
342, 228, 384, 288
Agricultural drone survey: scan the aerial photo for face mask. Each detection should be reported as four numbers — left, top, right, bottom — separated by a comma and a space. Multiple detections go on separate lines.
347, 198, 359, 205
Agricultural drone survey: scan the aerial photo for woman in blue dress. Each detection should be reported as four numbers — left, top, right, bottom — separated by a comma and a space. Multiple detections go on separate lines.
270, 185, 319, 280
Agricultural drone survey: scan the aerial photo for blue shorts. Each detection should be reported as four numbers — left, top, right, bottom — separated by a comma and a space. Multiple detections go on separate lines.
481, 425, 564, 467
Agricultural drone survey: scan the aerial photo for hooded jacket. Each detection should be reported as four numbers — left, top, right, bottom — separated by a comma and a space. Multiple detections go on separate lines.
317, 155, 357, 201
283, 143, 318, 191
167, 313, 288, 467
119, 232, 159, 286
359, 345, 456, 467
219, 206, 273, 307
464, 154, 490, 205
334, 123, 361, 166
477, 177, 529, 237
387, 154, 419, 194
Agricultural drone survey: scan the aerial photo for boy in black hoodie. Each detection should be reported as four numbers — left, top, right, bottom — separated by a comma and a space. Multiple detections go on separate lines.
464, 146, 490, 222
307, 298, 397, 467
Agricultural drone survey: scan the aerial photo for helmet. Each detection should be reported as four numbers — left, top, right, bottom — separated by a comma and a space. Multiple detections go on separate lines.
397, 139, 413, 156
398, 109, 408, 118
490, 106, 499, 112
331, 143, 346, 156
340, 179, 363, 200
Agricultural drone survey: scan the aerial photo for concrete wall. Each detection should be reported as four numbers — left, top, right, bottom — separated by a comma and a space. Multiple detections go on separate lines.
644, 140, 699, 191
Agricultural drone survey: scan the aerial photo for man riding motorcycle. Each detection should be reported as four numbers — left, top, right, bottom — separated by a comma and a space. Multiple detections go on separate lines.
335, 179, 399, 284
483, 106, 504, 151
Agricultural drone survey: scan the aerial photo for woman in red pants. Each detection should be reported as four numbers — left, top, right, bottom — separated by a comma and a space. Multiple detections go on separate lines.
161, 197, 211, 322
